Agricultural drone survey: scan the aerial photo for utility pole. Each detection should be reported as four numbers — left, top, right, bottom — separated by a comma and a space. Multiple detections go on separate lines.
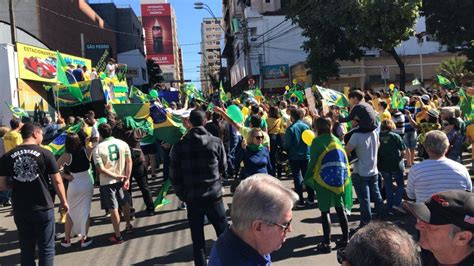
9, 0, 17, 49
240, 1, 252, 78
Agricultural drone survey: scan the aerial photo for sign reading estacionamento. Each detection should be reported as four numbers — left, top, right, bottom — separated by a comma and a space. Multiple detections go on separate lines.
17, 43, 92, 83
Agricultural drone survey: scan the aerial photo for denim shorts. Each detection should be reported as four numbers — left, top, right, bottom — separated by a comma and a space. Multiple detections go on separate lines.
403, 131, 417, 149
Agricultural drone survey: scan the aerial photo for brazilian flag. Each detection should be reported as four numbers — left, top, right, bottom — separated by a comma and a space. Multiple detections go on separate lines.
44, 122, 83, 156
150, 104, 186, 145
6, 102, 29, 118
56, 51, 83, 101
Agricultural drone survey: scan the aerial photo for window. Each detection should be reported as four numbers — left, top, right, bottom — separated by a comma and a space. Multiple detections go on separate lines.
265, 0, 271, 3
250, 27, 257, 36
206, 28, 212, 32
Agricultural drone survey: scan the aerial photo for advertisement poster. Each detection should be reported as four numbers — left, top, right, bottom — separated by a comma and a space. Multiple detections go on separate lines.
17, 43, 92, 83
141, 3, 174, 66
263, 64, 289, 89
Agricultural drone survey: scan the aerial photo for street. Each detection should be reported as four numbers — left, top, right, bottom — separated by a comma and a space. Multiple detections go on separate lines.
0, 170, 418, 266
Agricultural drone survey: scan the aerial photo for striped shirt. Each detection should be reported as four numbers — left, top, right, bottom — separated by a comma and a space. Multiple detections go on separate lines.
407, 158, 472, 203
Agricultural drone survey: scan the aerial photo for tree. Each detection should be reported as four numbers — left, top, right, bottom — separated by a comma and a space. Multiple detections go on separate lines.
422, 1, 474, 71
284, 0, 421, 91
436, 57, 473, 86
146, 59, 164, 86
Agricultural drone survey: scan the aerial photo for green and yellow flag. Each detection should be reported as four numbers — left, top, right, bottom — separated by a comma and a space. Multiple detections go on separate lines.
44, 122, 83, 156
6, 102, 29, 118
150, 105, 186, 145
391, 89, 406, 110
129, 86, 149, 103
459, 87, 473, 121
56, 51, 83, 101
219, 81, 228, 102
315, 85, 349, 107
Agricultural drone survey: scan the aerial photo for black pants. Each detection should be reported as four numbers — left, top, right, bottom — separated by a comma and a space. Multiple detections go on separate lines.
129, 163, 154, 211
321, 207, 348, 244
186, 199, 228, 266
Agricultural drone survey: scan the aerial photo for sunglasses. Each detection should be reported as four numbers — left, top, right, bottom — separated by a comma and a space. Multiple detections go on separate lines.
266, 218, 292, 233
254, 135, 264, 140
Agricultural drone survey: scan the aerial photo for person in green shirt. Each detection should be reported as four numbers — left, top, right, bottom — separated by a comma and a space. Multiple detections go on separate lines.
378, 119, 406, 213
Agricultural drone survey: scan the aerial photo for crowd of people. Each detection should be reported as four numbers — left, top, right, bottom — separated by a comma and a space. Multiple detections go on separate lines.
1, 85, 474, 266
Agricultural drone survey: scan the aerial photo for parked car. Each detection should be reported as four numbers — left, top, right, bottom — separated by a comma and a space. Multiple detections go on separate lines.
23, 56, 57, 79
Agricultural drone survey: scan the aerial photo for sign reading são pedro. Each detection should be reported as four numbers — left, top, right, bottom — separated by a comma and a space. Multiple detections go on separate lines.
17, 43, 92, 83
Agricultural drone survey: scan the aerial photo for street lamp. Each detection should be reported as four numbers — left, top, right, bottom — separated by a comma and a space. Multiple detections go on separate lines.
194, 2, 226, 33
415, 31, 427, 84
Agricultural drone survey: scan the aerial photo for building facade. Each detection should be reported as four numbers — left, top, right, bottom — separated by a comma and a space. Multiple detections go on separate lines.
200, 17, 223, 95
140, 0, 182, 87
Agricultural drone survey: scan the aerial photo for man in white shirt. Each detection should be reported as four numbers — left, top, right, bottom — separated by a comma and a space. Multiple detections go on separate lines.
407, 130, 472, 203
93, 123, 132, 244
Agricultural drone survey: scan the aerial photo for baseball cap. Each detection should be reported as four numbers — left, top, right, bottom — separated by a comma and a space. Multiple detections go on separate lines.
427, 109, 439, 118
403, 190, 474, 231
421, 94, 430, 101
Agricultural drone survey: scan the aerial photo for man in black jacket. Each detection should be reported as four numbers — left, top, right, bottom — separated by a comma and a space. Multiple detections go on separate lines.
170, 109, 228, 266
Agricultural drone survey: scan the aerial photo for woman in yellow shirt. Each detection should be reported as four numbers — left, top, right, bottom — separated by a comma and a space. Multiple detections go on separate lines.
267, 106, 284, 178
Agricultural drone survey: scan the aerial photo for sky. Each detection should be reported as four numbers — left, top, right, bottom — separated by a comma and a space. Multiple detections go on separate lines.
88, 0, 223, 89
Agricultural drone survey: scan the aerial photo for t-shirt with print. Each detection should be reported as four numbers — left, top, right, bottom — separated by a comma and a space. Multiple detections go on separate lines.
349, 130, 379, 177
93, 137, 131, 185
0, 144, 59, 213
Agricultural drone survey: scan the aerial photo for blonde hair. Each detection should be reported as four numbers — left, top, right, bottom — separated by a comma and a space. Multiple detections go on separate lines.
247, 128, 263, 143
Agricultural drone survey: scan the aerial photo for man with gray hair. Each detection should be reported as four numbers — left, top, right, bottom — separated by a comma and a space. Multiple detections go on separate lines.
337, 221, 420, 266
407, 130, 471, 203
208, 174, 298, 265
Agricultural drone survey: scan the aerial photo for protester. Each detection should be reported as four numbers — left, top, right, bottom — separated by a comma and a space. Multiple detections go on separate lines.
304, 117, 351, 253
406, 108, 441, 160
267, 106, 284, 177
407, 130, 472, 203
339, 90, 378, 132
338, 221, 420, 266
239, 128, 273, 179
0, 122, 69, 265
82, 65, 91, 81
443, 117, 465, 163
106, 59, 117, 78
378, 119, 406, 213
404, 190, 474, 266
3, 117, 23, 153
170, 109, 228, 266
345, 105, 385, 231
93, 123, 132, 244
285, 108, 315, 207
209, 174, 298, 265
0, 126, 11, 207
42, 116, 63, 145
378, 100, 391, 121
57, 133, 94, 248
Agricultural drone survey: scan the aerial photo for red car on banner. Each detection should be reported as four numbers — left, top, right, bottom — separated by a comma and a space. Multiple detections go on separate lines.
23, 56, 57, 79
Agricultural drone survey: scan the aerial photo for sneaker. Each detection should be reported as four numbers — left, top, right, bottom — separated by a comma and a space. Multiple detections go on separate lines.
335, 239, 348, 248
307, 200, 317, 206
60, 239, 71, 248
147, 209, 155, 216
123, 224, 134, 234
295, 200, 306, 208
178, 202, 187, 210
108, 235, 124, 244
80, 237, 93, 248
393, 205, 406, 214
3, 200, 11, 207
104, 210, 111, 218
315, 242, 331, 254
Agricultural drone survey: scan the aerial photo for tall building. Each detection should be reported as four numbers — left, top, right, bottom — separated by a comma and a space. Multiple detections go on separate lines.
90, 3, 144, 55
200, 18, 223, 95
140, 0, 182, 87
90, 2, 148, 86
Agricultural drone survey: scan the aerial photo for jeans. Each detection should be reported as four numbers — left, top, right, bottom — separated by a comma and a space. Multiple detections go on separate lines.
14, 209, 55, 266
130, 163, 154, 211
0, 190, 10, 203
381, 171, 405, 210
352, 173, 385, 226
289, 159, 315, 202
187, 199, 228, 266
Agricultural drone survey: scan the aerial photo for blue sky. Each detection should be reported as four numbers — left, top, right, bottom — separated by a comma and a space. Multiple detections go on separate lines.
89, 0, 223, 88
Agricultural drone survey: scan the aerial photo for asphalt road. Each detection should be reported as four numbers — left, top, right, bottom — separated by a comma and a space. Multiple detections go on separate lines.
0, 168, 422, 266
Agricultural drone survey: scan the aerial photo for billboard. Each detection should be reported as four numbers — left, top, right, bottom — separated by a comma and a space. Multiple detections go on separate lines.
85, 43, 112, 71
263, 64, 290, 89
17, 43, 92, 83
141, 4, 174, 65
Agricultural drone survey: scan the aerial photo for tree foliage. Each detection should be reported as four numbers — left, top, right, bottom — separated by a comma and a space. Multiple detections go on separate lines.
284, 0, 421, 91
436, 57, 473, 86
422, 0, 474, 71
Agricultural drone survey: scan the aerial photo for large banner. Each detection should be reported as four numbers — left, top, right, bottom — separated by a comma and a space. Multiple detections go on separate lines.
141, 3, 174, 66
17, 43, 92, 83
85, 43, 112, 71
263, 64, 289, 89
